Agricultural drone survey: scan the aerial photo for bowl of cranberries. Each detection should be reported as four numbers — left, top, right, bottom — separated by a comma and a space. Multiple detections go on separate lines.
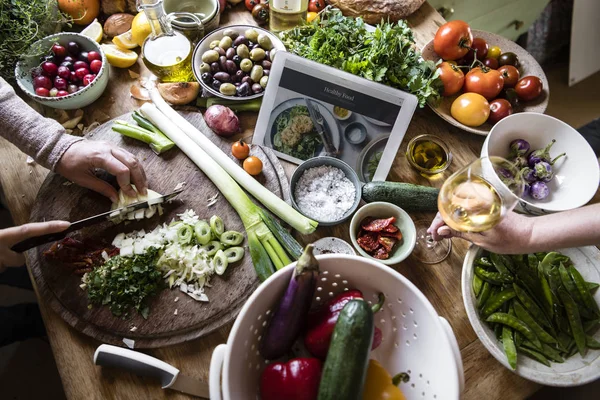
15, 32, 109, 110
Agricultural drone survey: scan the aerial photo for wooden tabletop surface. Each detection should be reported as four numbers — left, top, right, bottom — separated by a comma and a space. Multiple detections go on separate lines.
0, 3, 544, 399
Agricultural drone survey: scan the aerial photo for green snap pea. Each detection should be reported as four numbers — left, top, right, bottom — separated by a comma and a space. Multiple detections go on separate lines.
518, 346, 551, 367
583, 319, 599, 334
521, 340, 564, 363
480, 286, 499, 312
495, 323, 503, 340
587, 281, 600, 294
513, 283, 553, 329
586, 335, 600, 349
568, 266, 600, 317
541, 252, 562, 271
481, 288, 516, 319
558, 288, 586, 357
554, 303, 572, 336
475, 257, 494, 269
513, 301, 557, 345
565, 343, 578, 358
491, 253, 512, 275
475, 266, 514, 285
539, 273, 554, 319
486, 312, 542, 349
477, 281, 492, 309
556, 332, 571, 353
559, 263, 584, 305
528, 254, 540, 270
502, 326, 518, 369
473, 274, 483, 297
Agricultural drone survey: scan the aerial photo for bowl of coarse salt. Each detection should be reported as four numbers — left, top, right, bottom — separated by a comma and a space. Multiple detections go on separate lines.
290, 156, 362, 227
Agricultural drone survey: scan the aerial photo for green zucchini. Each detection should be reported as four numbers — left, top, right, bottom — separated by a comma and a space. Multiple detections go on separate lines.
318, 299, 373, 400
361, 181, 439, 212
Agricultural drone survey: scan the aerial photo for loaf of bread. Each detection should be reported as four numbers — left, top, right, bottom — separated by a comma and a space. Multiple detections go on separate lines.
327, 0, 426, 24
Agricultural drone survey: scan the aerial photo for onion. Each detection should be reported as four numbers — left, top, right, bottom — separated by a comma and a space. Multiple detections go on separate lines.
104, 13, 135, 38
204, 105, 240, 137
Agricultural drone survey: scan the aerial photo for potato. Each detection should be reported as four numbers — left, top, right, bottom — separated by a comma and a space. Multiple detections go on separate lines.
327, 0, 426, 24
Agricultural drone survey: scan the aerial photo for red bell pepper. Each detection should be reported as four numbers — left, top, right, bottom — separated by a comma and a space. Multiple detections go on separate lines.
304, 289, 385, 359
260, 357, 322, 400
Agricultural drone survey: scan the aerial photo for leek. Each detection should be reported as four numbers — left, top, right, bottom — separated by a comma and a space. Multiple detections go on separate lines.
140, 103, 301, 281
112, 120, 175, 154
147, 87, 318, 235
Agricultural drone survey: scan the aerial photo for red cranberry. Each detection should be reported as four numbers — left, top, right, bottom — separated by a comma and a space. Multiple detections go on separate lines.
56, 90, 69, 97
35, 87, 50, 97
54, 77, 68, 90
78, 52, 89, 62
87, 51, 101, 62
60, 61, 74, 71
30, 66, 43, 78
67, 41, 80, 55
82, 74, 96, 86
33, 75, 52, 90
63, 56, 74, 64
90, 59, 102, 74
51, 44, 67, 57
70, 71, 79, 82
73, 60, 88, 70
41, 62, 58, 77
75, 67, 90, 80
57, 66, 71, 79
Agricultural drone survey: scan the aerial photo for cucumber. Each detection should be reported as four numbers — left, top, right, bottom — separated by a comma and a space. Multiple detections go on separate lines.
318, 299, 374, 400
362, 181, 439, 212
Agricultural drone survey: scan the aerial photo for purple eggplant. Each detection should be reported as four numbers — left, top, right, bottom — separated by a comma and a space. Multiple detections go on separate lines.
530, 181, 550, 200
521, 167, 537, 183
534, 161, 554, 182
259, 244, 319, 360
527, 140, 567, 168
523, 182, 531, 197
510, 139, 530, 156
512, 155, 528, 169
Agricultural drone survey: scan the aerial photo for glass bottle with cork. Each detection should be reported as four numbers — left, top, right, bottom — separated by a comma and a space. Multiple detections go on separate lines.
269, 0, 309, 33
137, 0, 198, 82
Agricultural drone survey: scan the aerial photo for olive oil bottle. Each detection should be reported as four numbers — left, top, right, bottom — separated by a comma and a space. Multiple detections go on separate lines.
269, 0, 309, 33
406, 135, 451, 174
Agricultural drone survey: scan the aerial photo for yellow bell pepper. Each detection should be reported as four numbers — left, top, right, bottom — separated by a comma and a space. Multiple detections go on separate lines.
362, 359, 407, 400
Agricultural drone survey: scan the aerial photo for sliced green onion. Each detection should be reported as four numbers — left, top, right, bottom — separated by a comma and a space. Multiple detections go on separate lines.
213, 250, 229, 275
223, 246, 244, 263
220, 230, 244, 246
210, 215, 224, 238
169, 220, 183, 227
202, 241, 223, 256
177, 224, 193, 245
194, 220, 212, 245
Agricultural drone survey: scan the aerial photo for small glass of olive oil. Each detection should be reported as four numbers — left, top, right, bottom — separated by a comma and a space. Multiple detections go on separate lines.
406, 134, 452, 174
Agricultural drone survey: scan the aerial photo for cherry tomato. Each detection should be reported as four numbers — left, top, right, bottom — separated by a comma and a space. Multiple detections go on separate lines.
487, 46, 502, 60
464, 67, 504, 100
232, 140, 250, 160
243, 156, 263, 175
245, 0, 263, 11
252, 4, 269, 25
497, 65, 520, 88
451, 93, 490, 127
488, 98, 513, 124
515, 76, 543, 101
308, 0, 325, 12
464, 37, 488, 62
483, 57, 499, 69
307, 11, 319, 23
438, 61, 465, 96
501, 88, 520, 109
433, 20, 473, 61
498, 52, 520, 69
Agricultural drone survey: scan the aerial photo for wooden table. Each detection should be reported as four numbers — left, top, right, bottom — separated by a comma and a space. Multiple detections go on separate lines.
0, 3, 543, 399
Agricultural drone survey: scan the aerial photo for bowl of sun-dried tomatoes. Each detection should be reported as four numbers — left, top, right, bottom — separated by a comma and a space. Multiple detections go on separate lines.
349, 202, 416, 265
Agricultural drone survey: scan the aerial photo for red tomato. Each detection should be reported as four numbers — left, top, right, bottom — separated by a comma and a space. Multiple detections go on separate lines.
483, 57, 499, 69
464, 37, 488, 62
245, 0, 262, 11
497, 65, 520, 88
488, 98, 513, 124
308, 0, 326, 12
464, 67, 504, 100
515, 76, 543, 101
433, 20, 473, 61
219, 0, 226, 13
438, 61, 465, 96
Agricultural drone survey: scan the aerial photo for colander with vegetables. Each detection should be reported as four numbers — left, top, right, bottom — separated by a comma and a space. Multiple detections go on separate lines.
209, 245, 464, 399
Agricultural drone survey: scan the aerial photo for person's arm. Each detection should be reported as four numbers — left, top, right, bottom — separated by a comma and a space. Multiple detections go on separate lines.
428, 203, 600, 254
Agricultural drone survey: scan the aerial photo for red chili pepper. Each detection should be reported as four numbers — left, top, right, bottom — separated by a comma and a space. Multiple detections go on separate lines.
260, 358, 321, 400
304, 289, 384, 359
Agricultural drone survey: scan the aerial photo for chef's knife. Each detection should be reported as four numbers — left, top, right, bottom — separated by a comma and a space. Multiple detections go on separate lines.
10, 188, 184, 253
94, 344, 209, 399
305, 99, 338, 156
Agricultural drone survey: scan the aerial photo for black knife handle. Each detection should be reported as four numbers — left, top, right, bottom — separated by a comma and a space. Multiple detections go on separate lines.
10, 229, 72, 253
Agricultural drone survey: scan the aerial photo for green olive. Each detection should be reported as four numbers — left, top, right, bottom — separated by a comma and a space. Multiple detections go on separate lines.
236, 44, 250, 59
257, 34, 273, 50
199, 62, 211, 74
209, 40, 221, 49
260, 75, 268, 88
250, 48, 266, 62
240, 58, 253, 72
250, 65, 264, 83
202, 50, 220, 63
219, 36, 233, 50
222, 29, 239, 40
219, 83, 236, 96
245, 28, 259, 43
269, 47, 278, 61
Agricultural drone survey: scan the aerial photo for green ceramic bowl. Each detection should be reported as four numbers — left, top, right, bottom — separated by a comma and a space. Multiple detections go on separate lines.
349, 202, 417, 265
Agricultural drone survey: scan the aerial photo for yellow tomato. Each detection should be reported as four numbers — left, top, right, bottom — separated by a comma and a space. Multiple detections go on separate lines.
450, 93, 490, 127
488, 46, 502, 60
307, 12, 319, 23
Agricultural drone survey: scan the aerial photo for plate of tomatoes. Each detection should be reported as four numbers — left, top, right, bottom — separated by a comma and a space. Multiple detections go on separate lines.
422, 21, 549, 136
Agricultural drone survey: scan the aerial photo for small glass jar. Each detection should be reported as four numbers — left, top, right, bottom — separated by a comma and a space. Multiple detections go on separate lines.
168, 12, 204, 46
406, 134, 452, 175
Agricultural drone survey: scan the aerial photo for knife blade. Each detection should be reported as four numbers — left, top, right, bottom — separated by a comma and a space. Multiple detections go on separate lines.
10, 188, 184, 253
94, 344, 209, 398
305, 99, 338, 156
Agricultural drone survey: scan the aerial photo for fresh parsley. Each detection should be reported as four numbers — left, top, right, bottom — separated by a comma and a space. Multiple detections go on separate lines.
280, 9, 443, 107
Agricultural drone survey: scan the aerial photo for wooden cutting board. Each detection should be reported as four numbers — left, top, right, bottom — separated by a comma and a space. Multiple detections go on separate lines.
27, 110, 290, 348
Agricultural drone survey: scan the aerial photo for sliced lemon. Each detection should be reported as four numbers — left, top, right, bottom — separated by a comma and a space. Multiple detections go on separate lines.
101, 44, 138, 68
113, 30, 138, 50
131, 12, 152, 47
81, 19, 103, 43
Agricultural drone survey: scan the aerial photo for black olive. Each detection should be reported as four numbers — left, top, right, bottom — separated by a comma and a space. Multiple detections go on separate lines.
247, 41, 255, 48
78, 52, 89, 62
232, 55, 242, 66
219, 56, 228, 71
241, 76, 252, 85
225, 60, 237, 75
226, 47, 236, 60
252, 83, 263, 94
214, 47, 225, 57
210, 62, 220, 74
201, 72, 213, 83
233, 35, 248, 47
214, 72, 231, 82
261, 60, 272, 69
212, 79, 222, 91
237, 82, 250, 96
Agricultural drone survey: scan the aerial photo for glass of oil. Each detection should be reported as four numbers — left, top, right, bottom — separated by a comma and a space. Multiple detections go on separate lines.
138, 0, 197, 82
269, 0, 309, 33
406, 134, 452, 175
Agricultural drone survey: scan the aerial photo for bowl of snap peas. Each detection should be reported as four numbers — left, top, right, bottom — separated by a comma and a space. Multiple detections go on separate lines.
462, 246, 600, 386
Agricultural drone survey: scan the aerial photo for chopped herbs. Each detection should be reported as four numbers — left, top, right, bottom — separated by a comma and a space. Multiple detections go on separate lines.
280, 9, 442, 107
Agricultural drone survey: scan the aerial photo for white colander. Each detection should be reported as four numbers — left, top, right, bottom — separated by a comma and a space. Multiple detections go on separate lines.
209, 254, 464, 400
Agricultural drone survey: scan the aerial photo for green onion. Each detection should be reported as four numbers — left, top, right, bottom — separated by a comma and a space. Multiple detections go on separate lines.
213, 250, 229, 275
177, 224, 193, 245
146, 88, 318, 235
224, 247, 245, 263
210, 215, 225, 238
194, 220, 212, 245
220, 231, 244, 246
201, 241, 223, 257
112, 120, 175, 154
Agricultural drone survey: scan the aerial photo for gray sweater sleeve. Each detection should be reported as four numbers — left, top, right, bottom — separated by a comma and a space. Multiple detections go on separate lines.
0, 77, 84, 171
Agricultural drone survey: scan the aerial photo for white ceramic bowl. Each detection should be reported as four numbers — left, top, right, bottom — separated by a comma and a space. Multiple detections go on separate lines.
481, 112, 599, 215
15, 32, 109, 110
462, 245, 600, 386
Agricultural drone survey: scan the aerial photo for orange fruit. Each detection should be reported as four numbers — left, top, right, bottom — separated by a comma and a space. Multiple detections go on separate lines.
58, 0, 100, 26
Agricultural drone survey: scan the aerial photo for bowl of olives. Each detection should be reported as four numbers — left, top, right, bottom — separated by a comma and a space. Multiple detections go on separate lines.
192, 25, 285, 100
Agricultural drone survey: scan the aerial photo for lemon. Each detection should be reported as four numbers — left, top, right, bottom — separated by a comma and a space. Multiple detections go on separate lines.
131, 12, 152, 47
81, 19, 103, 43
113, 30, 138, 50
101, 44, 139, 68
